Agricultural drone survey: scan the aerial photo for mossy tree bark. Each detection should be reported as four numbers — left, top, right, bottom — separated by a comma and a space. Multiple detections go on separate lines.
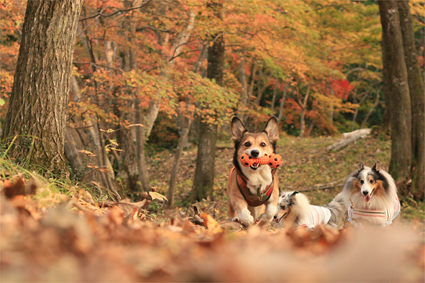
2, 0, 83, 176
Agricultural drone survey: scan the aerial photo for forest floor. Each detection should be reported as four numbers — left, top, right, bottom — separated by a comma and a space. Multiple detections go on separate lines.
1, 134, 424, 282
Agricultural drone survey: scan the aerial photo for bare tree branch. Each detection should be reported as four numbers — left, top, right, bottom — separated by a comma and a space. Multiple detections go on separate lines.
79, 0, 153, 22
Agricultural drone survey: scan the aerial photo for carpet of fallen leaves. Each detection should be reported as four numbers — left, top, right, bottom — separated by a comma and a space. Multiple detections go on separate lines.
1, 177, 424, 282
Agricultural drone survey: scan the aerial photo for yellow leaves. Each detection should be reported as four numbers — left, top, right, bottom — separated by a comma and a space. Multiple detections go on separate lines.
200, 212, 223, 234
410, 0, 425, 24
314, 93, 358, 114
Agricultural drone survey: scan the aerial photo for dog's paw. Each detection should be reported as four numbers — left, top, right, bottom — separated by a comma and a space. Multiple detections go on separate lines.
257, 214, 273, 226
238, 213, 254, 227
232, 217, 248, 228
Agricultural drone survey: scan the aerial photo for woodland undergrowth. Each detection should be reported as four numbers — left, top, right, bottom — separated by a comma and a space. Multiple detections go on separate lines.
0, 135, 424, 282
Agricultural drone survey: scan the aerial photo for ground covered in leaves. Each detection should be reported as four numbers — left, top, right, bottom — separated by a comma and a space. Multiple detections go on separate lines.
1, 135, 424, 282
1, 177, 424, 282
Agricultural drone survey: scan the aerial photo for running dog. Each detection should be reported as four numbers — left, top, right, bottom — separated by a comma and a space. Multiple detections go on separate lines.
227, 116, 280, 227
274, 191, 346, 229
340, 161, 400, 227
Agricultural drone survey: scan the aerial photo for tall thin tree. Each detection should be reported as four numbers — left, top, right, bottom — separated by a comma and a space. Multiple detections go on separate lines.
2, 0, 83, 175
192, 0, 224, 201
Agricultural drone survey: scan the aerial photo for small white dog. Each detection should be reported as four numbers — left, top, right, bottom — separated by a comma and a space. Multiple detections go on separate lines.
274, 191, 346, 229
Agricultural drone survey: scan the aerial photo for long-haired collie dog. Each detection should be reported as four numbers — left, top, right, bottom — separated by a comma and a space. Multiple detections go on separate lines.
340, 161, 400, 227
273, 191, 346, 229
227, 116, 280, 227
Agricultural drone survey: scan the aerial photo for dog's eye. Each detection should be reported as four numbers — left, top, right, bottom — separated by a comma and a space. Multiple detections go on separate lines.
260, 142, 266, 147
360, 180, 364, 184
370, 180, 374, 184
244, 142, 251, 147
280, 205, 286, 210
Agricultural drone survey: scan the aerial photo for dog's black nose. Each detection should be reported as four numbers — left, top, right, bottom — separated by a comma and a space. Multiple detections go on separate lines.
251, 149, 259, 157
362, 191, 369, 196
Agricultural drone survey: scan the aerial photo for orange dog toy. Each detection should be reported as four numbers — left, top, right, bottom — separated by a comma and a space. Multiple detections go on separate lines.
240, 153, 283, 169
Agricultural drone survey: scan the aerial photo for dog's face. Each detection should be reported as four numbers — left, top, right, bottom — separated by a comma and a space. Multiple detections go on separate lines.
274, 191, 298, 222
231, 117, 279, 171
353, 161, 386, 202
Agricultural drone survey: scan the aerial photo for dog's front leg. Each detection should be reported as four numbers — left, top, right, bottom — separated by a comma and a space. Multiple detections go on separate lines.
230, 198, 254, 226
236, 207, 255, 226
257, 202, 277, 225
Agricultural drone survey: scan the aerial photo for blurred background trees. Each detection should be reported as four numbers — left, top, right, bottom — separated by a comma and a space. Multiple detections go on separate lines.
0, 0, 423, 201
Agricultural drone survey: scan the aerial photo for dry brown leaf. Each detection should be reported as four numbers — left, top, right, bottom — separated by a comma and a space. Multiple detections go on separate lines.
149, 191, 167, 203
2, 177, 37, 199
78, 149, 96, 157
87, 163, 109, 173
117, 199, 147, 217
107, 205, 124, 225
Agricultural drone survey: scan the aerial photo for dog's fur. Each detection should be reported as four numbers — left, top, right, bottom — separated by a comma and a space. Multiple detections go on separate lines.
341, 161, 400, 226
227, 116, 280, 226
274, 191, 346, 229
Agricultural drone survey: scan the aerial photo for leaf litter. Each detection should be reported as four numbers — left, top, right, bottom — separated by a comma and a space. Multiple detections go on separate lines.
1, 177, 424, 282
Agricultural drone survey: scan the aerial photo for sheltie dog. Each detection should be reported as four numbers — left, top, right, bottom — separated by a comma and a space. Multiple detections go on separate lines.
227, 116, 280, 227
340, 161, 400, 227
273, 191, 346, 229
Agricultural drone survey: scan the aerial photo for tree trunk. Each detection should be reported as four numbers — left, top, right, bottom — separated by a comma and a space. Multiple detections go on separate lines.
254, 71, 274, 106
166, 118, 192, 207
192, 0, 224, 201
351, 92, 370, 131
2, 0, 83, 176
135, 101, 150, 191
239, 48, 248, 119
66, 76, 113, 187
299, 84, 311, 138
64, 127, 86, 173
270, 79, 278, 112
166, 42, 207, 208
398, 0, 425, 198
378, 0, 412, 186
360, 90, 380, 129
277, 80, 290, 123
116, 0, 144, 192
243, 61, 257, 124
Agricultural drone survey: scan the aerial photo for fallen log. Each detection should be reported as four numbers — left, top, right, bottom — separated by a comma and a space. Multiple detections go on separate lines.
327, 129, 371, 152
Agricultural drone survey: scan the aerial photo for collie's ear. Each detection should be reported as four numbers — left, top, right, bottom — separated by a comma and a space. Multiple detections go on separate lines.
231, 116, 248, 142
358, 161, 365, 171
372, 161, 380, 173
262, 116, 279, 144
290, 191, 299, 198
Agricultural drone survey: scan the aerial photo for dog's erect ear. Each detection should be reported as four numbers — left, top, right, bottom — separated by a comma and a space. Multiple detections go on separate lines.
290, 191, 299, 198
358, 161, 365, 171
262, 116, 279, 144
372, 161, 380, 173
231, 117, 248, 142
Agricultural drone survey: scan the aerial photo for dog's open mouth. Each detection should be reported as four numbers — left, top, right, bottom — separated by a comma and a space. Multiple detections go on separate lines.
250, 162, 260, 170
274, 211, 288, 223
364, 189, 375, 202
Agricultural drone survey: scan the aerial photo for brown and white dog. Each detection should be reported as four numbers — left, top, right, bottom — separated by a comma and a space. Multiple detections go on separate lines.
227, 116, 280, 227
341, 161, 400, 227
